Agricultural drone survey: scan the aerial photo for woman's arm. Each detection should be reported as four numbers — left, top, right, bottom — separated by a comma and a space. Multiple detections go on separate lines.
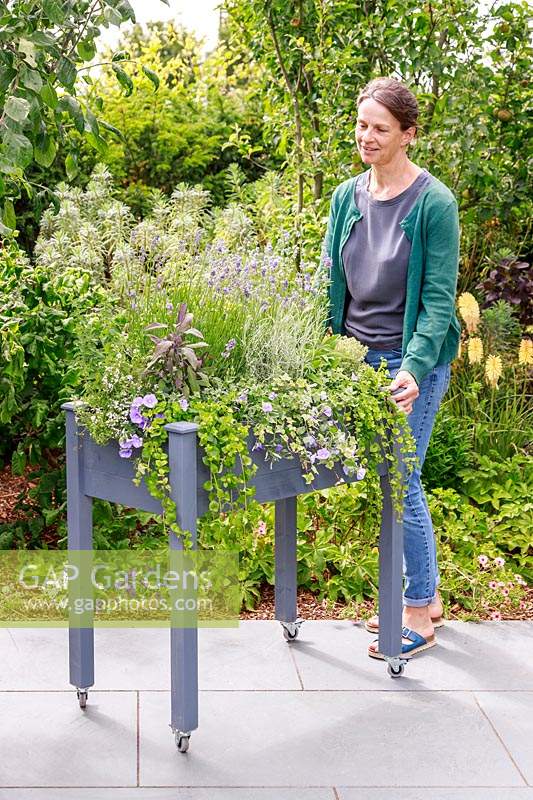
400, 198, 460, 387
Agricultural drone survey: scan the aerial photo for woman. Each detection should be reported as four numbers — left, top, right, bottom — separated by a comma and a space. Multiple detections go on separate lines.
323, 77, 461, 659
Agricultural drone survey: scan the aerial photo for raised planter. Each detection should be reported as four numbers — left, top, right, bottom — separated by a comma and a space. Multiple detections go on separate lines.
62, 401, 407, 753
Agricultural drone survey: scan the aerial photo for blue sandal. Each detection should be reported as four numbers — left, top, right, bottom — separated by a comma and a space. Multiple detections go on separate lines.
368, 626, 437, 660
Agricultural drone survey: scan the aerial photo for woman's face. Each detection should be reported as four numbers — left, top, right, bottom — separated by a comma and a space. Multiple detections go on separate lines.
355, 98, 415, 166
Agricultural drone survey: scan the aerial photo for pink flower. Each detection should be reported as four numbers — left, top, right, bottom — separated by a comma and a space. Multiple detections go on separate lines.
256, 520, 267, 537
519, 601, 527, 610
490, 611, 502, 621
494, 557, 505, 567
501, 588, 509, 597
489, 581, 498, 590
497, 581, 505, 588
478, 555, 489, 567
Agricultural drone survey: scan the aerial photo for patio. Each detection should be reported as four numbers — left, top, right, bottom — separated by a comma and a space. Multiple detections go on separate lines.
0, 620, 532, 798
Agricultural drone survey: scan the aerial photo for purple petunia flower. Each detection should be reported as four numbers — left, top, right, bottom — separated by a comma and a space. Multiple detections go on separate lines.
316, 448, 331, 460
130, 434, 143, 448
132, 396, 144, 407
262, 401, 273, 413
252, 441, 264, 451
179, 397, 189, 411
304, 434, 317, 448
269, 391, 277, 400
130, 407, 144, 424
357, 467, 366, 480
322, 406, 332, 418
237, 390, 248, 403
119, 448, 132, 459
142, 394, 157, 408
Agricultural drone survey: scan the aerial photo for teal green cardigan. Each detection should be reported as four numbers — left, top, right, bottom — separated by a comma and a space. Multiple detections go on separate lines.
323, 173, 462, 387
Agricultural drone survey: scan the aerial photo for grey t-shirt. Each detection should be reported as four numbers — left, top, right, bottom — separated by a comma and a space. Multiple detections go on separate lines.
343, 167, 433, 349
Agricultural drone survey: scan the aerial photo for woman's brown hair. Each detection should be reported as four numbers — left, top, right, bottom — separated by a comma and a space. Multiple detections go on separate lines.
357, 77, 419, 133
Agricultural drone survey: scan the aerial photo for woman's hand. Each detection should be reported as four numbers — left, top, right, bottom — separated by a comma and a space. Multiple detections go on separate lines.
388, 370, 419, 415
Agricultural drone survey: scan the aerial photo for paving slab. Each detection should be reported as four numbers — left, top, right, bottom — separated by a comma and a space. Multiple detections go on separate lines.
0, 691, 137, 788
475, 691, 533, 785
0, 622, 300, 691
338, 791, 533, 799
289, 621, 533, 691
0, 791, 334, 800
138, 689, 522, 787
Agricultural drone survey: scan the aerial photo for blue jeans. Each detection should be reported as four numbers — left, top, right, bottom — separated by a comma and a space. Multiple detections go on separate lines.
364, 346, 451, 607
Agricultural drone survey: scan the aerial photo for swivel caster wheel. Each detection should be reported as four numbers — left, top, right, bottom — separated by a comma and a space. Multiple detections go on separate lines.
385, 657, 408, 679
174, 730, 191, 753
387, 663, 405, 678
77, 688, 88, 709
281, 618, 304, 642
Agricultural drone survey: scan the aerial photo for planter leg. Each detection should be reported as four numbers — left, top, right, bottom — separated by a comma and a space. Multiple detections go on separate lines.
63, 404, 95, 695
378, 433, 405, 662
166, 422, 200, 741
275, 497, 302, 640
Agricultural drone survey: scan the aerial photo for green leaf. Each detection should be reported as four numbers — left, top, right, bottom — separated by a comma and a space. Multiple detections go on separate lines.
114, 0, 136, 22
41, 82, 58, 109
85, 107, 100, 136
19, 64, 43, 93
4, 96, 30, 122
85, 130, 108, 156
142, 65, 160, 91
58, 95, 85, 134
34, 134, 57, 167
28, 31, 57, 48
0, 66, 16, 93
112, 64, 133, 96
2, 130, 33, 168
111, 50, 130, 62
42, 0, 66, 23
18, 38, 37, 67
99, 119, 124, 140
65, 152, 79, 180
57, 56, 77, 88
104, 6, 123, 26
2, 198, 16, 230
11, 448, 26, 476
77, 39, 96, 62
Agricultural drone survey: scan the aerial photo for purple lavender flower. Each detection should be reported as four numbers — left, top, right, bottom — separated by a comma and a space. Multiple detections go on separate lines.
262, 401, 273, 413
119, 448, 132, 459
179, 397, 189, 411
221, 339, 236, 359
142, 394, 158, 408
316, 447, 331, 460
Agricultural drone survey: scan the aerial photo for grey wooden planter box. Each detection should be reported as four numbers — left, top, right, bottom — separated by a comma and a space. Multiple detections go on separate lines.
62, 401, 407, 753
